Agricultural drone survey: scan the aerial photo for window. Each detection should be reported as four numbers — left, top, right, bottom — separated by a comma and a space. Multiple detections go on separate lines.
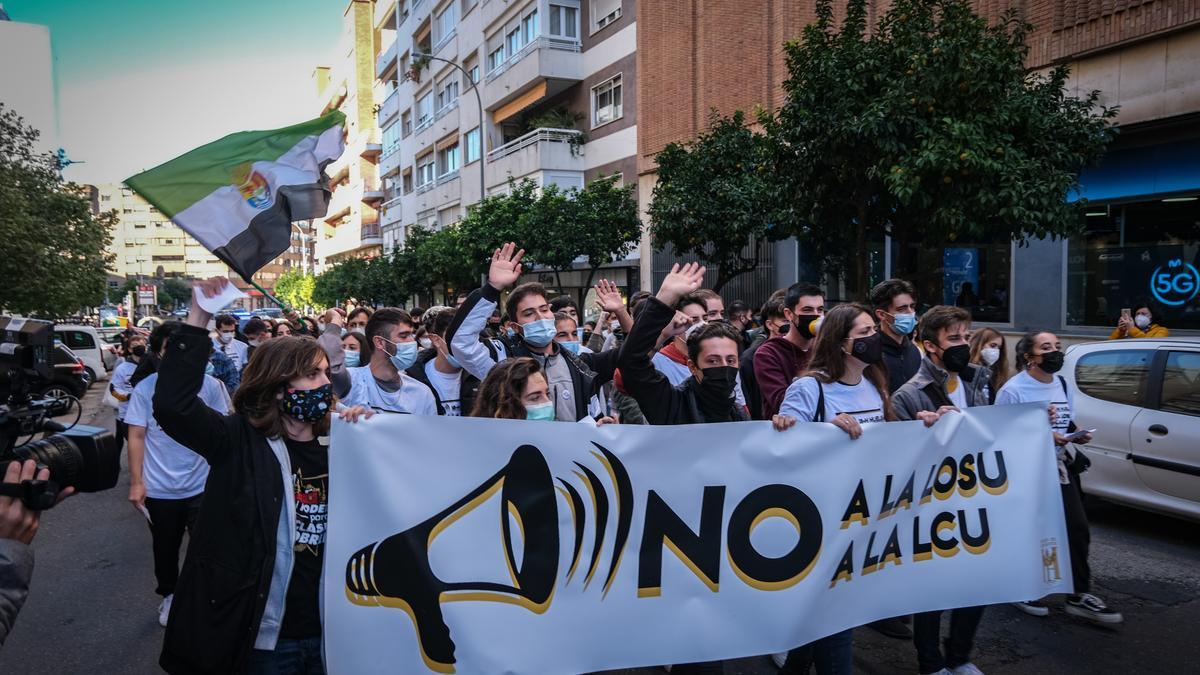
101, 195, 111, 202
889, 237, 1011, 323
438, 142, 460, 176
487, 41, 505, 73
434, 3, 456, 47
464, 127, 481, 163
416, 91, 433, 124
463, 54, 479, 87
1075, 349, 1152, 407
1067, 197, 1200, 329
506, 26, 521, 57
402, 170, 414, 194
1160, 351, 1200, 416
522, 9, 539, 44
61, 331, 96, 350
550, 3, 579, 39
592, 0, 621, 31
461, 0, 478, 13
401, 110, 413, 137
591, 74, 622, 126
383, 124, 401, 155
416, 154, 436, 186
436, 78, 459, 111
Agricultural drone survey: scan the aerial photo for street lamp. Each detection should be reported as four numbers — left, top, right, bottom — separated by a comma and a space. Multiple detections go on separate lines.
411, 52, 486, 203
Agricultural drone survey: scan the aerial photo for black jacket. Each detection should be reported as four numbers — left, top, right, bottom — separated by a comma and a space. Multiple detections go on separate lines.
152, 323, 287, 674
446, 284, 619, 420
739, 332, 770, 420
617, 297, 748, 425
881, 333, 922, 395
405, 347, 481, 416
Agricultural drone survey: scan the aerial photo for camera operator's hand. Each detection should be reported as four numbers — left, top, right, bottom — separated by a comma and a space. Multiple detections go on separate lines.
186, 276, 231, 330
0, 460, 73, 545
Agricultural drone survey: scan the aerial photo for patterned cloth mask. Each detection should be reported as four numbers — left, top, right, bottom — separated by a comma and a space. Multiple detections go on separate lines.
279, 383, 333, 422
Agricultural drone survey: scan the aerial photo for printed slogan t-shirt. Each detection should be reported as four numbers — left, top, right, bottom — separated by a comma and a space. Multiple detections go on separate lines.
279, 437, 328, 639
995, 370, 1074, 484
780, 376, 885, 425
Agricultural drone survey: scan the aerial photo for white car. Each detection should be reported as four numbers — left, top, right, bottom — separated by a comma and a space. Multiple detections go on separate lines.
1063, 338, 1200, 522
55, 324, 110, 383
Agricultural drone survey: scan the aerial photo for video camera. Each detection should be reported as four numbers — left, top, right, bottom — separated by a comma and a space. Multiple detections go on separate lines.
0, 316, 120, 510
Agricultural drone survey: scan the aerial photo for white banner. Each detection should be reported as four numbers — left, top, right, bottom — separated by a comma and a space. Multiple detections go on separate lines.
324, 404, 1072, 675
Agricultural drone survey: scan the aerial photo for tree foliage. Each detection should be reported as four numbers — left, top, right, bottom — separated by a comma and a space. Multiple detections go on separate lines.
765, 0, 1117, 295
648, 110, 784, 293
275, 270, 316, 310
0, 104, 115, 318
159, 277, 192, 308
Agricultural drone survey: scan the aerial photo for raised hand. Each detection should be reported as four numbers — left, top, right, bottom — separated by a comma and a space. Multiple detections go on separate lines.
594, 279, 625, 313
187, 275, 231, 329
656, 262, 706, 306
488, 242, 526, 291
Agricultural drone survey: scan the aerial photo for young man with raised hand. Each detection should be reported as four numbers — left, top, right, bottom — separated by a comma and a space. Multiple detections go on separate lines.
404, 307, 480, 417
444, 243, 628, 422
318, 305, 436, 415
753, 282, 825, 419
652, 291, 749, 411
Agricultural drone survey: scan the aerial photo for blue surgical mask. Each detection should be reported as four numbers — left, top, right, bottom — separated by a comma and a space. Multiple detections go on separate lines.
506, 327, 516, 339
381, 338, 418, 371
892, 312, 917, 335
445, 352, 462, 370
525, 401, 555, 421
521, 318, 556, 347
204, 362, 216, 376
557, 340, 581, 356
343, 350, 361, 368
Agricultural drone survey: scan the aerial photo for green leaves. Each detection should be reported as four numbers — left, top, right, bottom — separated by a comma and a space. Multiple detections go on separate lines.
275, 270, 315, 310
0, 104, 115, 318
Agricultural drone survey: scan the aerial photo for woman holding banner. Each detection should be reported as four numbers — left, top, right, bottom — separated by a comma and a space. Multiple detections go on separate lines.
151, 276, 374, 675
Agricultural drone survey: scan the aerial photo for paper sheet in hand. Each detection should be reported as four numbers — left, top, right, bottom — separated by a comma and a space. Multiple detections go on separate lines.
195, 283, 247, 314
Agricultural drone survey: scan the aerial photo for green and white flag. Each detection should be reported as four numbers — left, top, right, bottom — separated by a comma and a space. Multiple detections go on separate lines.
125, 111, 345, 282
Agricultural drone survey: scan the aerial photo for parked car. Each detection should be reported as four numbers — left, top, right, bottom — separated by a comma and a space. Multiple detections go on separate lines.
1064, 338, 1200, 522
45, 343, 90, 399
55, 324, 109, 382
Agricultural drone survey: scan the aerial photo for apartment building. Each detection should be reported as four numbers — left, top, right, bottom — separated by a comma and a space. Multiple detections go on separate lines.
97, 183, 316, 309
375, 0, 638, 291
638, 0, 1200, 337
314, 0, 386, 272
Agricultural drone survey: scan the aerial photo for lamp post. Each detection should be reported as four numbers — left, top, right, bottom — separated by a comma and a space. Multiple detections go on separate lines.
411, 52, 486, 204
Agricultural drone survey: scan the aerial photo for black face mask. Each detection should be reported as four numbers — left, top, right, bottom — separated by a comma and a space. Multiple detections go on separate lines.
848, 331, 884, 365
792, 314, 820, 340
695, 366, 738, 420
1038, 350, 1065, 374
940, 344, 971, 373
130, 345, 147, 358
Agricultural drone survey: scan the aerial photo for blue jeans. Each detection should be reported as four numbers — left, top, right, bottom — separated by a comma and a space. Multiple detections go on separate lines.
781, 628, 854, 675
247, 637, 324, 675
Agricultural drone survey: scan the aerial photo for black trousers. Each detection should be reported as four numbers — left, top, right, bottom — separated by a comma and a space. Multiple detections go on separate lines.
144, 495, 201, 597
912, 606, 985, 674
114, 418, 128, 454
671, 663, 723, 675
1061, 471, 1091, 594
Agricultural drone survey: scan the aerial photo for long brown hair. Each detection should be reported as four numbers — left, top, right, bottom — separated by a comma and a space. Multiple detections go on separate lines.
802, 303, 895, 421
969, 326, 1011, 393
470, 357, 543, 420
233, 336, 332, 438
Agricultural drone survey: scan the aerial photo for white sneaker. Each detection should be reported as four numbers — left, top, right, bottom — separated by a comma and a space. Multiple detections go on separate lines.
1012, 600, 1050, 617
1065, 593, 1124, 625
771, 651, 788, 668
950, 663, 985, 675
930, 669, 953, 675
158, 594, 173, 627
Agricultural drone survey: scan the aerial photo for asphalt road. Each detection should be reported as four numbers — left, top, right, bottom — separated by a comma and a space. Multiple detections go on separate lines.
2, 387, 1198, 674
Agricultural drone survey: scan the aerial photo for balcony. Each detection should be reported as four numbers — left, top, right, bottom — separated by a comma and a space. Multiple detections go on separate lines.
316, 221, 377, 262
486, 127, 583, 187
381, 196, 403, 227
377, 89, 400, 127
375, 36, 398, 80
434, 99, 458, 122
374, 0, 397, 32
432, 28, 456, 58
380, 147, 402, 178
483, 37, 582, 111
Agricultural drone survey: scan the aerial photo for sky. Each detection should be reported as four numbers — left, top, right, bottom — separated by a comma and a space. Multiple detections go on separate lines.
2, 0, 346, 185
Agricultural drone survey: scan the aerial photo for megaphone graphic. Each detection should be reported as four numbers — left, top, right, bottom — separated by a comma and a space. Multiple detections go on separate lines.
345, 444, 559, 673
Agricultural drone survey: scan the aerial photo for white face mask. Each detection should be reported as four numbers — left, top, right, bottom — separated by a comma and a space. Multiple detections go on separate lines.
218, 333, 234, 345
1134, 314, 1151, 329
419, 337, 433, 349
980, 346, 1000, 367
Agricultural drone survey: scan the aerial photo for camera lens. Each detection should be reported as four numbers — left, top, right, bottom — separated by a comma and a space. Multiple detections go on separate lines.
14, 435, 84, 489
13, 426, 119, 492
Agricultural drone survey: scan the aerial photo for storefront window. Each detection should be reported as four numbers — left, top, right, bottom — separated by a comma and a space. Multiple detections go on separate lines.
1067, 197, 1200, 330
891, 236, 1012, 323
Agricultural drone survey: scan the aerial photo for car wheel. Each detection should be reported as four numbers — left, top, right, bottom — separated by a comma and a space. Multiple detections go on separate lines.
37, 384, 75, 400
84, 366, 97, 384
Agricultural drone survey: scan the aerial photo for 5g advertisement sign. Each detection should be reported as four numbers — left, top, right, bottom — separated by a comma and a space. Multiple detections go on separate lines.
1072, 245, 1200, 326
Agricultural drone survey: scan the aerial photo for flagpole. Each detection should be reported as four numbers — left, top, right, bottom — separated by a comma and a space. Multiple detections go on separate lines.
249, 280, 289, 311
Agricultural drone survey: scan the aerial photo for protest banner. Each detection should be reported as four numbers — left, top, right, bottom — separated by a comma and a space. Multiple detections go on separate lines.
324, 404, 1071, 674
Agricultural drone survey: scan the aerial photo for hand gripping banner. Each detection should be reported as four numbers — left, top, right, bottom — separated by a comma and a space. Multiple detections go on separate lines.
324, 404, 1072, 674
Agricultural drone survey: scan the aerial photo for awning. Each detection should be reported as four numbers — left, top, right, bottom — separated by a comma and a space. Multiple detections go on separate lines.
1071, 139, 1200, 202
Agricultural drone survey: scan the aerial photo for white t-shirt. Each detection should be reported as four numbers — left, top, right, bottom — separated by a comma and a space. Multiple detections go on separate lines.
780, 376, 885, 425
424, 360, 463, 417
947, 376, 969, 409
652, 351, 748, 407
343, 365, 437, 415
213, 336, 248, 371
124, 373, 230, 499
110, 360, 137, 420
995, 370, 1072, 432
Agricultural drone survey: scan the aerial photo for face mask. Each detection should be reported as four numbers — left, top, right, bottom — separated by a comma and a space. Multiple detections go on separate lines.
525, 401, 555, 422
980, 347, 1000, 367
382, 338, 419, 371
218, 333, 234, 344
847, 331, 884, 365
891, 312, 917, 336
445, 353, 462, 370
419, 338, 433, 349
610, 321, 620, 332
695, 366, 738, 418
351, 327, 365, 336
278, 383, 333, 423
131, 345, 147, 358
793, 314, 821, 340
343, 350, 361, 368
1038, 350, 1065, 374
557, 340, 581, 356
204, 362, 216, 377
506, 327, 517, 339
683, 320, 708, 342
248, 339, 261, 347
1134, 314, 1151, 329
520, 318, 556, 348
940, 344, 972, 373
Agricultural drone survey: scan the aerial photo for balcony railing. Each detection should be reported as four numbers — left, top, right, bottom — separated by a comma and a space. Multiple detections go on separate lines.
487, 128, 581, 162
377, 88, 400, 126
375, 38, 398, 79
436, 170, 459, 185
434, 99, 458, 122
484, 36, 581, 83
432, 27, 456, 55
414, 115, 435, 134
415, 181, 435, 195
